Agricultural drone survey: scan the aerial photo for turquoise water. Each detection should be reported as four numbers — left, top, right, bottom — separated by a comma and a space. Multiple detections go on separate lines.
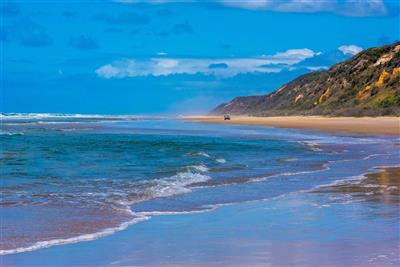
1, 114, 399, 264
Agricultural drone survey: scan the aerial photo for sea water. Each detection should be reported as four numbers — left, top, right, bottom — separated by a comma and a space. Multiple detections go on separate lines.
0, 114, 399, 257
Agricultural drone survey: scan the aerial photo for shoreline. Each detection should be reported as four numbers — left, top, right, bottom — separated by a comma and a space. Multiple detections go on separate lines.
4, 165, 399, 266
182, 115, 400, 136
2, 164, 398, 258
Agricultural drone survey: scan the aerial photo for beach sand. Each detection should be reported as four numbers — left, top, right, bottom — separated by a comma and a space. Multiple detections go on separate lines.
183, 116, 400, 135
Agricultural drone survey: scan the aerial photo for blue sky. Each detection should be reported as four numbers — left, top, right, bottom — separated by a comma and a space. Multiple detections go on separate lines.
1, 0, 399, 114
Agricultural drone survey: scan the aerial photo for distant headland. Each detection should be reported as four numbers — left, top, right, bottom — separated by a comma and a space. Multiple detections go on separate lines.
211, 42, 400, 117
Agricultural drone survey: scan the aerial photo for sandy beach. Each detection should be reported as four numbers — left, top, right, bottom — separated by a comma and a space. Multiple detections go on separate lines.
183, 116, 400, 136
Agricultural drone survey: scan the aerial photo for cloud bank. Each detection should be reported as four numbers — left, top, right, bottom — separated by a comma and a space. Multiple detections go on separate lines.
114, 0, 389, 17
96, 48, 319, 78
338, 45, 363, 55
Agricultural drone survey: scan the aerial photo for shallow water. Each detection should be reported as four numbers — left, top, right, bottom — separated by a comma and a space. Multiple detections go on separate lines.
0, 114, 399, 260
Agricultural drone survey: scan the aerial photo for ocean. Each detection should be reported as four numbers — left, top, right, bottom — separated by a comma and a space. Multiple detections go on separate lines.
1, 114, 399, 266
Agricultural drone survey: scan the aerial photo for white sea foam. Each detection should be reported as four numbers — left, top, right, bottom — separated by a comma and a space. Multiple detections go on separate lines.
315, 175, 366, 189
251, 164, 330, 183
190, 164, 331, 190
361, 184, 381, 188
198, 189, 313, 210
150, 171, 211, 198
0, 112, 145, 120
280, 157, 298, 162
196, 152, 210, 158
386, 186, 398, 191
189, 164, 209, 173
0, 213, 149, 256
302, 141, 323, 151
137, 206, 217, 216
312, 203, 331, 208
0, 131, 24, 136
216, 158, 226, 163
374, 164, 400, 168
362, 153, 390, 160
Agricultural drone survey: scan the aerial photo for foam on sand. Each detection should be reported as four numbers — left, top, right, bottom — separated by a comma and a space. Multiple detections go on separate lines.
0, 213, 149, 256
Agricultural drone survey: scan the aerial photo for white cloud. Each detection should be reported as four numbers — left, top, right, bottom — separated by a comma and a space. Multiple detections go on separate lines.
95, 61, 132, 79
265, 48, 320, 63
114, 0, 388, 17
219, 0, 272, 10
305, 66, 329, 71
220, 0, 335, 13
219, 0, 387, 16
96, 48, 319, 78
338, 45, 363, 55
340, 0, 387, 17
114, 0, 196, 4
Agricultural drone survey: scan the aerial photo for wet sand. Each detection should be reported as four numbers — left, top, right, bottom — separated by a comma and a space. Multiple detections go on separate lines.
183, 116, 400, 135
313, 167, 400, 204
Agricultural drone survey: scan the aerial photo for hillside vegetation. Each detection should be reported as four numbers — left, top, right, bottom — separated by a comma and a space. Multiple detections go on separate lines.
212, 42, 400, 116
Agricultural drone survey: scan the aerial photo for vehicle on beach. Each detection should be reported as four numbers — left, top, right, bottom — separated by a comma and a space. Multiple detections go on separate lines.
224, 114, 231, 120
